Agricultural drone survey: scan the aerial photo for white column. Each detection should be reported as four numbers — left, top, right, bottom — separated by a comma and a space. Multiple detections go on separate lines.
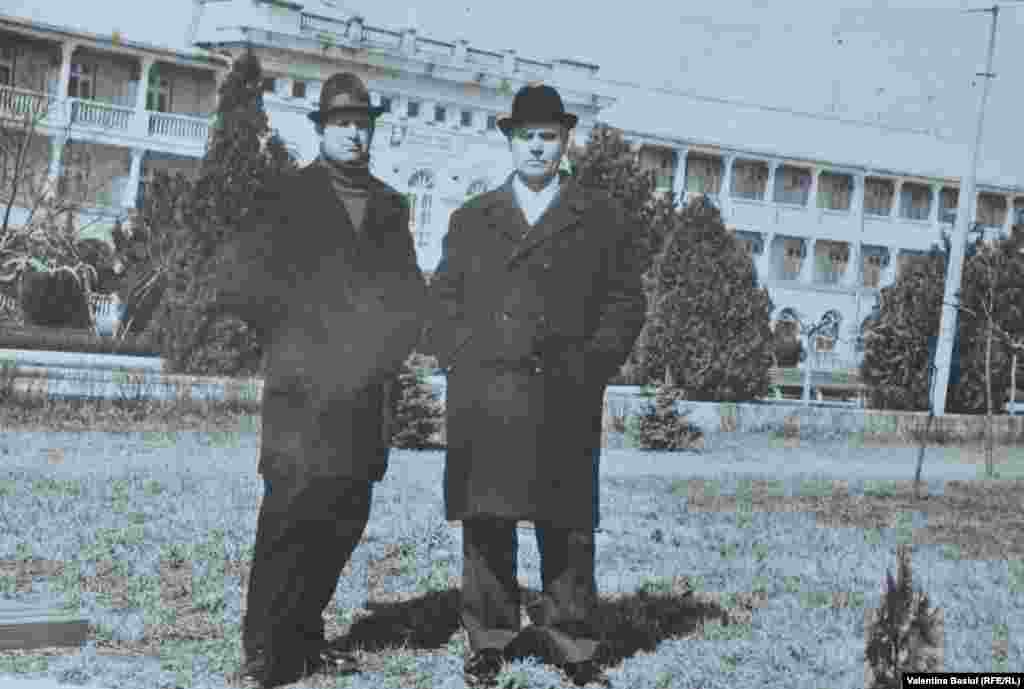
800, 237, 817, 283
844, 240, 861, 288
1003, 194, 1014, 238
807, 165, 819, 208
423, 99, 437, 124
757, 232, 775, 282
890, 178, 904, 218
55, 41, 78, 124
44, 132, 68, 201
672, 146, 688, 208
720, 154, 735, 222
929, 182, 941, 226
851, 172, 865, 214
766, 160, 779, 203
882, 246, 899, 287
123, 147, 145, 212
134, 57, 155, 138
279, 76, 294, 99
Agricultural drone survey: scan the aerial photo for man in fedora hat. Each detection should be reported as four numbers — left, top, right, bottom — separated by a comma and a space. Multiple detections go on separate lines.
201, 72, 426, 688
421, 84, 647, 686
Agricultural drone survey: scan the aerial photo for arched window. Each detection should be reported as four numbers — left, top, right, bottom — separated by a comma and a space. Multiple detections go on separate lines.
466, 179, 488, 198
407, 169, 434, 249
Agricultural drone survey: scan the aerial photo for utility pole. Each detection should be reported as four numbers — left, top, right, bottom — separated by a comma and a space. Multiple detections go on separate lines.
931, 4, 1014, 415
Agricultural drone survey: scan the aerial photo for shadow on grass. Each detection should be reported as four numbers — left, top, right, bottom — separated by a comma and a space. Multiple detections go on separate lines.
321, 582, 736, 672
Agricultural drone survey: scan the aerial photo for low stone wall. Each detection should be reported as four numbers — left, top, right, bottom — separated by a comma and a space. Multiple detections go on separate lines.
3, 365, 1021, 446
601, 394, 1024, 446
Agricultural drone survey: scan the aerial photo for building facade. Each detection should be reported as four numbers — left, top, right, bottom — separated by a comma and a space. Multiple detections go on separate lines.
1, 0, 1021, 380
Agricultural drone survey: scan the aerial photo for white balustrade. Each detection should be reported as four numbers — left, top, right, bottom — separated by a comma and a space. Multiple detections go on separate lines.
147, 112, 210, 141
69, 98, 134, 131
0, 85, 57, 122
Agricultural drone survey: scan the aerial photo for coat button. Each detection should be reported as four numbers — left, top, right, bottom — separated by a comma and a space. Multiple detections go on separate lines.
543, 263, 551, 270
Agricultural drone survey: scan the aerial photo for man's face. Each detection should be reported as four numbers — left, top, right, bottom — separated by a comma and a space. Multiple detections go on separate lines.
319, 110, 374, 164
508, 123, 568, 186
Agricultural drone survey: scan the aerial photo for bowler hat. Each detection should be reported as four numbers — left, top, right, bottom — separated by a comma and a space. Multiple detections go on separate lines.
307, 72, 388, 125
497, 84, 578, 138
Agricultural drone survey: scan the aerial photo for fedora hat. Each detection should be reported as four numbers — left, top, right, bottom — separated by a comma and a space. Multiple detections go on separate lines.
496, 83, 578, 138
307, 72, 388, 126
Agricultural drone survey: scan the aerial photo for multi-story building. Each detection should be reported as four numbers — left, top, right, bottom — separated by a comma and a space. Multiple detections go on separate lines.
1, 0, 1021, 385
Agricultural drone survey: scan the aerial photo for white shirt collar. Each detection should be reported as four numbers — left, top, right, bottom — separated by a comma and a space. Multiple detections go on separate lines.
512, 171, 560, 226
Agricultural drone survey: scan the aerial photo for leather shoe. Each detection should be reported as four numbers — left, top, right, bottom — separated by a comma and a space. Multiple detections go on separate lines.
314, 645, 359, 672
561, 659, 611, 687
233, 654, 267, 689
463, 648, 506, 687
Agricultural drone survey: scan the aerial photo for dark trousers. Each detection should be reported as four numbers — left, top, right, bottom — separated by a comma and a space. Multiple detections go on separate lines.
462, 518, 602, 665
243, 471, 374, 670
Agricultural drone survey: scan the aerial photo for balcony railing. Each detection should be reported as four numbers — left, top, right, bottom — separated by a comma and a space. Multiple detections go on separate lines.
69, 98, 134, 131
901, 205, 930, 221
148, 111, 209, 141
817, 269, 844, 285
775, 190, 806, 205
733, 188, 764, 201
0, 84, 58, 122
940, 209, 956, 224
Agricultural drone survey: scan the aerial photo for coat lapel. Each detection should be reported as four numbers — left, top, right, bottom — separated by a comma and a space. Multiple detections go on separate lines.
308, 161, 402, 244
484, 171, 588, 268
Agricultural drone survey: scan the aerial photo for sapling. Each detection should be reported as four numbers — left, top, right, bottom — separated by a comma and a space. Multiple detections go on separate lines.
864, 544, 943, 688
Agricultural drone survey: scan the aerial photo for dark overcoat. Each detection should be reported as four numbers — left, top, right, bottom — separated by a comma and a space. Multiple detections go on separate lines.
423, 171, 647, 531
206, 160, 426, 482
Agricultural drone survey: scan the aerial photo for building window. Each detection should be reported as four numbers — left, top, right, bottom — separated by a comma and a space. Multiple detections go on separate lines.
782, 240, 802, 279
817, 171, 852, 211
146, 76, 171, 113
818, 242, 848, 283
433, 104, 446, 123
1014, 199, 1024, 226
261, 77, 276, 94
466, 179, 488, 198
461, 109, 473, 127
486, 114, 497, 130
774, 166, 811, 205
0, 45, 13, 87
976, 193, 1007, 228
899, 183, 931, 221
815, 335, 835, 353
408, 169, 434, 249
863, 253, 883, 288
292, 80, 306, 99
732, 160, 768, 200
407, 100, 420, 118
940, 188, 958, 224
685, 155, 722, 195
864, 178, 893, 216
69, 62, 94, 99
379, 96, 392, 113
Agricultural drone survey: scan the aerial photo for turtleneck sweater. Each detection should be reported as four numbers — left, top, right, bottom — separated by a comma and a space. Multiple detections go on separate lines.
319, 155, 372, 234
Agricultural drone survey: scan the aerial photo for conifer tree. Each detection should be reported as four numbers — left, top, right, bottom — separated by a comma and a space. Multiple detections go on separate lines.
141, 46, 298, 376
638, 195, 774, 401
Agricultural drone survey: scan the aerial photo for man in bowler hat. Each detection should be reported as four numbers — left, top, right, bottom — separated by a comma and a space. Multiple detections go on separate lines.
201, 72, 426, 688
421, 84, 647, 686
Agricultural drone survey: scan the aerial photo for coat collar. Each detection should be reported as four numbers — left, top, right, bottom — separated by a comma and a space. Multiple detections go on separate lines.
303, 159, 404, 235
481, 171, 589, 265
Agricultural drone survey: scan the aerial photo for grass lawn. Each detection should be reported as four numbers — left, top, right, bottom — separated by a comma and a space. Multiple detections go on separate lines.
1, 396, 1022, 689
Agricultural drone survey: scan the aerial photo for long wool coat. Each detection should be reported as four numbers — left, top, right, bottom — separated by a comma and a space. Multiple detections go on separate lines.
206, 160, 426, 482
424, 171, 647, 531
